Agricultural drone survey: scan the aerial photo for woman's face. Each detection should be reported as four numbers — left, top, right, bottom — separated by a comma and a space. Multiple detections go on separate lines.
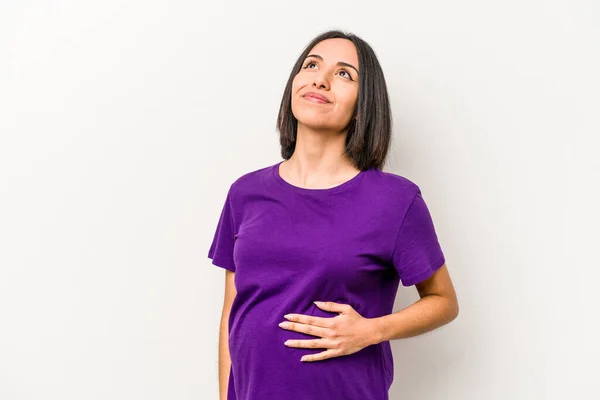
291, 38, 359, 133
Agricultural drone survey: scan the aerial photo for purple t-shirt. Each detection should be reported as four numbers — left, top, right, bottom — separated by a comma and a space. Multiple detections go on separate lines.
208, 161, 446, 400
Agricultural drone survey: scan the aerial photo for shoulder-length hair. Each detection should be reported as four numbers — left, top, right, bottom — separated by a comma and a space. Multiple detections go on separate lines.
276, 30, 392, 171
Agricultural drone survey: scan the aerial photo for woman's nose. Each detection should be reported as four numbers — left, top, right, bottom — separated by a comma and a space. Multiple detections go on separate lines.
312, 71, 330, 89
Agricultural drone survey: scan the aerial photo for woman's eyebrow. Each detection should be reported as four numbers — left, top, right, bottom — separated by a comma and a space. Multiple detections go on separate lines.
305, 54, 359, 76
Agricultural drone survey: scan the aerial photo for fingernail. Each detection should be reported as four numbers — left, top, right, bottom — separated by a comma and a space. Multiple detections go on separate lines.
279, 322, 289, 328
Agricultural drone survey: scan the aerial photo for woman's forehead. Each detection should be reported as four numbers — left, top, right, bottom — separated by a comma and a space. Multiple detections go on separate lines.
308, 38, 359, 66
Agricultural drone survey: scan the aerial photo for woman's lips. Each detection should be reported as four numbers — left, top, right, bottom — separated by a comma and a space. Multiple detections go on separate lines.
303, 95, 330, 104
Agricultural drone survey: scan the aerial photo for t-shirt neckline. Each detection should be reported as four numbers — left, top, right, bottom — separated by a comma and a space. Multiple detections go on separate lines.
272, 161, 368, 195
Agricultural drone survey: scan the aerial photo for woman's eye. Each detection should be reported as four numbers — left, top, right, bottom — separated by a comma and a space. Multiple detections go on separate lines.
339, 70, 352, 80
302, 62, 353, 81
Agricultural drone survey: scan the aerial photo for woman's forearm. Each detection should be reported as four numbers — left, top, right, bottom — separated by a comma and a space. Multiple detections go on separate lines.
371, 294, 459, 344
218, 316, 231, 400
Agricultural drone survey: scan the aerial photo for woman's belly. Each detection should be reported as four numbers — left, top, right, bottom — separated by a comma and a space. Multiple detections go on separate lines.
227, 298, 388, 400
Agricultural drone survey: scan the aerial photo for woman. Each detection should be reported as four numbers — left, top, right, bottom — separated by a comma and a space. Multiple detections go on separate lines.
208, 30, 459, 400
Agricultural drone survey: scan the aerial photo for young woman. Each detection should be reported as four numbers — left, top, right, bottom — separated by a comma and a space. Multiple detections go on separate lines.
208, 29, 459, 400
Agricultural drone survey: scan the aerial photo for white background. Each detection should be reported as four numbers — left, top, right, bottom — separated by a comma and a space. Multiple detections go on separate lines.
1, 1, 598, 399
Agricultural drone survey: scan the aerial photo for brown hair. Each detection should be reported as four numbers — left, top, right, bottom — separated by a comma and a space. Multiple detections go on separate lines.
276, 30, 393, 171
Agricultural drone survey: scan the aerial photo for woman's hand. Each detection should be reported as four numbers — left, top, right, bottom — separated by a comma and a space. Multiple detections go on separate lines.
278, 301, 380, 362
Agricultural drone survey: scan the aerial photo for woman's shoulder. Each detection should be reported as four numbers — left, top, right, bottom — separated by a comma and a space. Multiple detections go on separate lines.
367, 169, 428, 220
227, 162, 278, 197
371, 168, 421, 196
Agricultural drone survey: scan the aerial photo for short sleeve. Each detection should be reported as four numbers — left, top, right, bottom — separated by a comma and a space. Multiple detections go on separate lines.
391, 190, 446, 286
207, 186, 237, 272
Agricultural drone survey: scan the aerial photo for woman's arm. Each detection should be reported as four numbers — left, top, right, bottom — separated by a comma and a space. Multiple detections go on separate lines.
219, 270, 237, 400
371, 264, 459, 343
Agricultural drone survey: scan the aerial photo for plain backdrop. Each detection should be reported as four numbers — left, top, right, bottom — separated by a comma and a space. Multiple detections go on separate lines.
1, 1, 598, 399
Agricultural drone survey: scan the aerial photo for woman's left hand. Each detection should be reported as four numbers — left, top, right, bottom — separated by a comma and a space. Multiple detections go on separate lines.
279, 301, 380, 362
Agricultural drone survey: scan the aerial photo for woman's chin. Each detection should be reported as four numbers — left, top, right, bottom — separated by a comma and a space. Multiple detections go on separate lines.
294, 114, 336, 129
297, 121, 339, 132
